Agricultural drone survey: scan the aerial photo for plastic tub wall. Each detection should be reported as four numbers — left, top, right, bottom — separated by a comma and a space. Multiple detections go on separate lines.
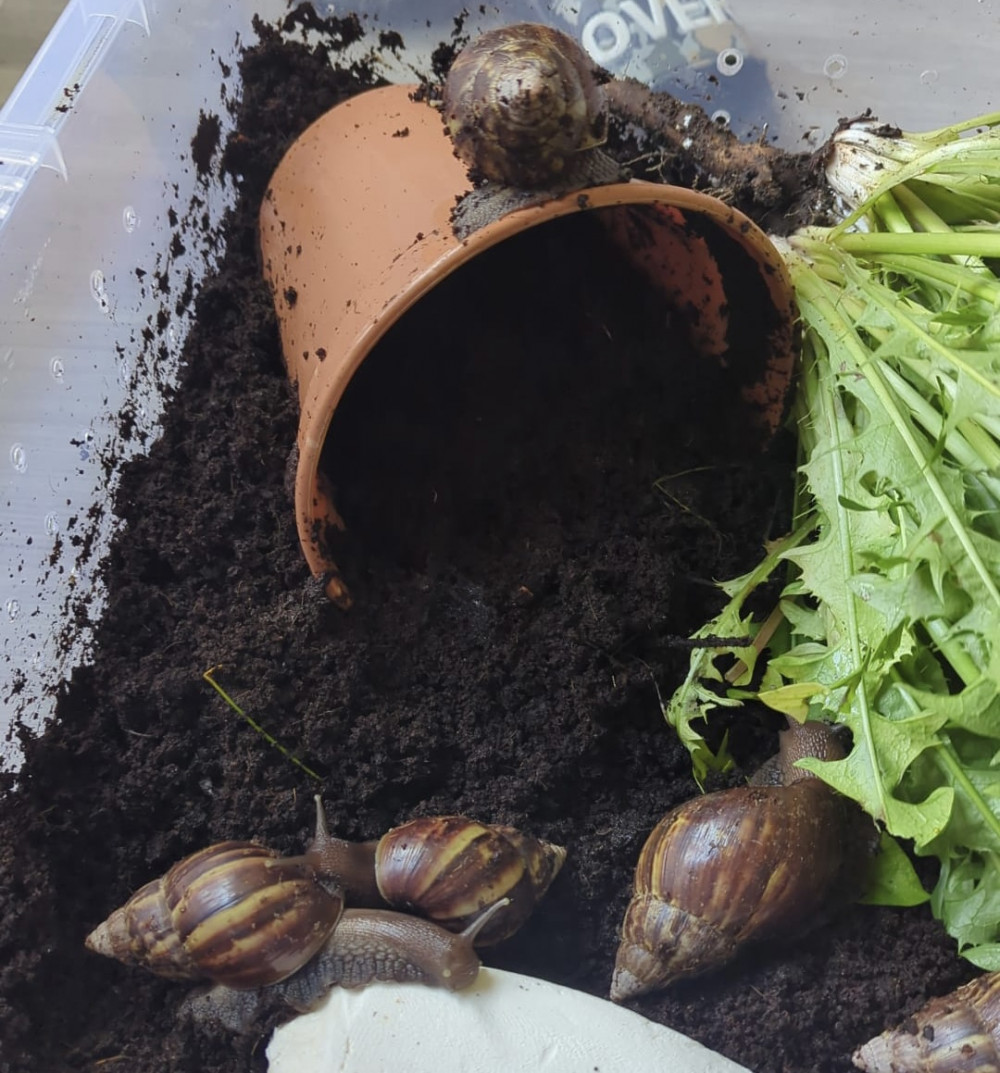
2, 0, 999, 770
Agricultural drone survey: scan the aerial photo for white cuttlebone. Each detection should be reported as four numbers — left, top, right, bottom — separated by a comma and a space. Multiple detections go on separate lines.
267, 967, 752, 1073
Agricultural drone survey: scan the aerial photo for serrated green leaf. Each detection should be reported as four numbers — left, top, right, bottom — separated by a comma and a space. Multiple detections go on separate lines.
911, 738, 1000, 858
757, 682, 826, 720
931, 853, 1000, 950
665, 119, 1000, 967
962, 943, 1000, 970
838, 496, 884, 513
798, 707, 954, 845
860, 830, 931, 906
892, 678, 1000, 738
778, 598, 827, 641
930, 308, 992, 329
662, 522, 815, 781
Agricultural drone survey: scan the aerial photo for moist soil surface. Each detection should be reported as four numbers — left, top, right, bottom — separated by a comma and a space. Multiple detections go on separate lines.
0, 10, 973, 1073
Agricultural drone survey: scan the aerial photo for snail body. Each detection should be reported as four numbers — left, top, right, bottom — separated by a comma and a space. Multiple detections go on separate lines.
85, 840, 344, 989
442, 23, 608, 189
611, 719, 872, 1002
294, 906, 492, 993
183, 901, 509, 1035
853, 971, 1000, 1073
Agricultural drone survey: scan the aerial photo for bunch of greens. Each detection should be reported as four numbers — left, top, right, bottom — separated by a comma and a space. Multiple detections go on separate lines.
666, 112, 1000, 967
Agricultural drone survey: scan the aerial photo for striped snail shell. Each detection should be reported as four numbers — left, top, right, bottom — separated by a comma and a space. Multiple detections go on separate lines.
442, 23, 608, 188
374, 816, 566, 947
182, 900, 512, 1035
853, 971, 1000, 1072
85, 839, 344, 989
611, 719, 873, 1002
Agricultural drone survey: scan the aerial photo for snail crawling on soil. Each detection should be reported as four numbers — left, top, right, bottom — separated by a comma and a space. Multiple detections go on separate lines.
611, 718, 876, 1002
180, 902, 510, 1035
86, 799, 564, 1029
85, 837, 346, 990
853, 971, 1000, 1072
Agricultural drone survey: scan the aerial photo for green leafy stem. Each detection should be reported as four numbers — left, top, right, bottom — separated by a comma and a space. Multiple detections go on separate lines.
665, 113, 1000, 962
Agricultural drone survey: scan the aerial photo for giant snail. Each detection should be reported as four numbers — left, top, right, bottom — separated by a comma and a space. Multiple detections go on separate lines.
85, 798, 564, 1031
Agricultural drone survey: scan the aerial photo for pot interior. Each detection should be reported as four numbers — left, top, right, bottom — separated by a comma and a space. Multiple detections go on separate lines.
314, 207, 789, 591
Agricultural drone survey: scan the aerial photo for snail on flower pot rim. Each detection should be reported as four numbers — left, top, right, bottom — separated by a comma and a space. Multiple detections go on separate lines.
260, 24, 799, 607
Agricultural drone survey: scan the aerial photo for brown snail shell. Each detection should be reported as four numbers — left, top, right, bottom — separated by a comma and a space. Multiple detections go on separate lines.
182, 900, 512, 1035
85, 840, 344, 989
442, 22, 608, 189
853, 972, 1000, 1072
611, 719, 873, 1002
374, 816, 566, 946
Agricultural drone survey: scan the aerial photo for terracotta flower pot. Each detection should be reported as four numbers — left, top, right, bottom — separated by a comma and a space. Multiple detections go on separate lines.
259, 83, 798, 607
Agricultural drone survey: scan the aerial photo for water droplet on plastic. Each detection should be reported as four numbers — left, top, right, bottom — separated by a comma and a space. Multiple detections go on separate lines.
90, 269, 109, 311
823, 54, 848, 79
44, 512, 60, 536
5, 599, 20, 620
920, 69, 939, 85
122, 206, 139, 233
50, 356, 65, 382
10, 443, 26, 473
717, 48, 744, 76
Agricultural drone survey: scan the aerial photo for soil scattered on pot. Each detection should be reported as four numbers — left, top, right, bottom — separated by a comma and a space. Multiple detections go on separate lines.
0, 9, 970, 1073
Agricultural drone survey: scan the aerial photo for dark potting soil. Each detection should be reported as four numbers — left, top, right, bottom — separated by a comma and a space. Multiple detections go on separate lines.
0, 10, 972, 1073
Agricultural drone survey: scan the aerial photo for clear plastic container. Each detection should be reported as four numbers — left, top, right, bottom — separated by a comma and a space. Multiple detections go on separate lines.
2, 0, 998, 770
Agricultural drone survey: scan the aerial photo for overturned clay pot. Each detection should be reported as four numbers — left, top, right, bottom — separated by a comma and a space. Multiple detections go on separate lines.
259, 83, 798, 607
